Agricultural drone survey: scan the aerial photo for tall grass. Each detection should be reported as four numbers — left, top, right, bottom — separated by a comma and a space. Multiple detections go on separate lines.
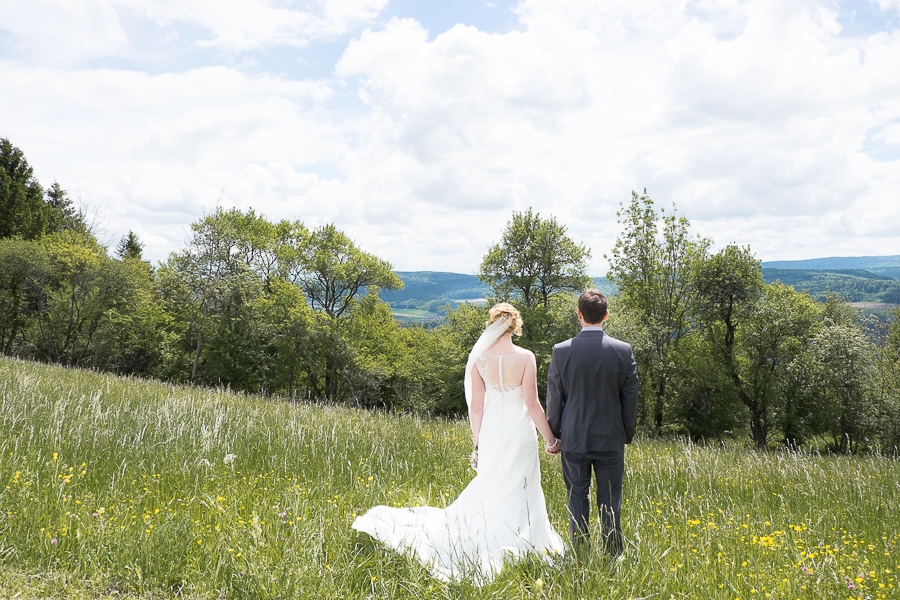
1, 356, 898, 599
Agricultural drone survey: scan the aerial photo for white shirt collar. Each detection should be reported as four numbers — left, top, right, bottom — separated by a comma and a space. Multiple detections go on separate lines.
581, 325, 603, 331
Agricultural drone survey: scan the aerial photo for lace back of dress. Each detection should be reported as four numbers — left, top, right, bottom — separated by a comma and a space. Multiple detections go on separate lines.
475, 354, 523, 393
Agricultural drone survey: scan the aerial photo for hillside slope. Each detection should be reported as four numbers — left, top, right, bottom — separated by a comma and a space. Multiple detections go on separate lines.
762, 268, 900, 303
762, 255, 900, 279
380, 273, 616, 323
1, 357, 898, 598
382, 256, 900, 323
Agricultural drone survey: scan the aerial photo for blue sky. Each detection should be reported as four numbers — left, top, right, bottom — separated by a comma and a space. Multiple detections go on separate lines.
2, 0, 899, 274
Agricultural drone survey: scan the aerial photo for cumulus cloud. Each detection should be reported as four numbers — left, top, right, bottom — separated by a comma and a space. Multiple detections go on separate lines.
875, 0, 900, 12
131, 0, 390, 51
0, 0, 390, 63
332, 0, 900, 269
0, 0, 128, 64
0, 62, 345, 258
2, 0, 899, 273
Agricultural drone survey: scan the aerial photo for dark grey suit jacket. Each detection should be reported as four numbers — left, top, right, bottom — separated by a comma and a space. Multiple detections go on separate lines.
546, 329, 639, 453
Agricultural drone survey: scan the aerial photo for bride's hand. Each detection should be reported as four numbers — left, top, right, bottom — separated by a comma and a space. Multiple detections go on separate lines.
545, 437, 561, 455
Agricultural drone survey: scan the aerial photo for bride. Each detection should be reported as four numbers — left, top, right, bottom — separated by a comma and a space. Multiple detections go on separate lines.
352, 303, 566, 583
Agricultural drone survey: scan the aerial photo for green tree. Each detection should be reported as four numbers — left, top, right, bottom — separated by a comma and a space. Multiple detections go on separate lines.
515, 296, 581, 398
742, 283, 822, 448
116, 231, 145, 261
30, 231, 131, 367
606, 190, 709, 432
668, 334, 744, 441
0, 238, 49, 355
93, 255, 173, 376
45, 182, 85, 233
299, 224, 402, 318
691, 256, 825, 449
478, 208, 590, 309
196, 268, 269, 392
154, 209, 403, 401
163, 209, 299, 393
0, 138, 48, 240
803, 323, 876, 453
341, 290, 458, 411
888, 308, 900, 354
256, 277, 318, 400
205, 207, 308, 289
877, 307, 900, 451
691, 244, 766, 447
156, 208, 253, 383
293, 224, 403, 402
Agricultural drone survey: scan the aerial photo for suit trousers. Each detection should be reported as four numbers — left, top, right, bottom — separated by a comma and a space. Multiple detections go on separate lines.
560, 449, 624, 555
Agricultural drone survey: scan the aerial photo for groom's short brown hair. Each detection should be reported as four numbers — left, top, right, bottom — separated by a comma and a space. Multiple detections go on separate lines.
578, 289, 608, 324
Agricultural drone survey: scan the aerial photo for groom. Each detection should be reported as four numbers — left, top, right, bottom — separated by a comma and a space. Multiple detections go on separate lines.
546, 289, 638, 555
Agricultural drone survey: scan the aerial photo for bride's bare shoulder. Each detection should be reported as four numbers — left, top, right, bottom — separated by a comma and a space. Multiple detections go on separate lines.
514, 347, 535, 360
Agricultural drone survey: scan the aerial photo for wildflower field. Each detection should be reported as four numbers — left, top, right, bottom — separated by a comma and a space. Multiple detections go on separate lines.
1, 357, 898, 599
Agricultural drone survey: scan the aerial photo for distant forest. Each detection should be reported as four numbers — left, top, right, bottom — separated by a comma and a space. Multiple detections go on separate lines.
381, 264, 900, 325
762, 268, 900, 304
380, 273, 617, 324
763, 255, 900, 278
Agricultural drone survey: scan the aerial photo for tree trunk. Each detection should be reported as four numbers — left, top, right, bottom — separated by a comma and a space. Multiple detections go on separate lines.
654, 375, 665, 433
750, 412, 767, 450
191, 329, 202, 382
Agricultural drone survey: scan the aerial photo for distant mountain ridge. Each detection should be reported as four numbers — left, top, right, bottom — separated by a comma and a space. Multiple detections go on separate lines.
383, 256, 900, 323
762, 255, 900, 279
380, 272, 488, 309
380, 272, 616, 321
762, 268, 900, 304
760, 256, 900, 305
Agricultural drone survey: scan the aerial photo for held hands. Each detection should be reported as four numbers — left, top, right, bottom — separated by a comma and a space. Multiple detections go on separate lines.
545, 437, 561, 455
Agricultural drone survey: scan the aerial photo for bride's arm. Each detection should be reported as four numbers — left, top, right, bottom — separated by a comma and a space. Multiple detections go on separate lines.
469, 366, 486, 448
522, 352, 558, 447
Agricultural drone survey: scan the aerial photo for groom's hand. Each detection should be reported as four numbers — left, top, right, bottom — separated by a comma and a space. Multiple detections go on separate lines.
545, 438, 562, 455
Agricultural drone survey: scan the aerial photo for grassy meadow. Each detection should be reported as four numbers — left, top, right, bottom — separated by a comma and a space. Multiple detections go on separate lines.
1, 356, 899, 599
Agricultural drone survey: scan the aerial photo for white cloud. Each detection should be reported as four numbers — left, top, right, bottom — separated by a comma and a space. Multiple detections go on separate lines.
330, 0, 900, 270
131, 0, 390, 51
0, 0, 390, 63
874, 0, 900, 12
2, 0, 900, 273
0, 62, 345, 258
0, 0, 128, 64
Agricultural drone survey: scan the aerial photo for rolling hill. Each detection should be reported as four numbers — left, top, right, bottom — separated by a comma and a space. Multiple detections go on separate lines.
761, 268, 900, 304
379, 273, 617, 324
762, 255, 900, 280
382, 256, 900, 324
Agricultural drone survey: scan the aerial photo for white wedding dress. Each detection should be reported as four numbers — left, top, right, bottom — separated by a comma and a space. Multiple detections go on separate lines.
352, 349, 566, 584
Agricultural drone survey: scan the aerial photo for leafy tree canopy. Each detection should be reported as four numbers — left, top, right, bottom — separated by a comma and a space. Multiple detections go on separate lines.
116, 231, 145, 260
1, 138, 48, 240
300, 223, 403, 318
478, 208, 591, 309
0, 139, 84, 240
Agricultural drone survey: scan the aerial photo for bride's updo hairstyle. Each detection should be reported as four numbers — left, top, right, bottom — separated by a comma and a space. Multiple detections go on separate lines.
487, 302, 523, 336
